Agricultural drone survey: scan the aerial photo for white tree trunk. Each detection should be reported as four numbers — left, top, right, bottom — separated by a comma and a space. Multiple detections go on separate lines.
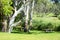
8, 0, 24, 33
24, 0, 30, 32
8, 0, 33, 33
30, 0, 35, 27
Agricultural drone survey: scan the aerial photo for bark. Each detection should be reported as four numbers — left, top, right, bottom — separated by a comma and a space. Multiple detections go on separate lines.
8, 0, 24, 33
24, 0, 30, 32
8, 0, 33, 33
11, 20, 21, 27
29, 0, 35, 27
2, 19, 7, 32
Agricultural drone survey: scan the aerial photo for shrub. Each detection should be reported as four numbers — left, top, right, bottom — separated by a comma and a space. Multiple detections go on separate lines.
57, 15, 60, 19
56, 26, 60, 31
32, 17, 60, 31
46, 13, 55, 17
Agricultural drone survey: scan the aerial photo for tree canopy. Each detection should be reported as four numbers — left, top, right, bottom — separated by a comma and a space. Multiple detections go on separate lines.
0, 0, 13, 16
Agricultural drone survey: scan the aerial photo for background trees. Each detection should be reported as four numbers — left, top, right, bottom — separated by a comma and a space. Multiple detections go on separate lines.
32, 0, 60, 32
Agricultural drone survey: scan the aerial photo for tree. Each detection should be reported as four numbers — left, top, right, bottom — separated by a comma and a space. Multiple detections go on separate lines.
29, 0, 35, 32
0, 0, 12, 32
0, 0, 35, 33
8, 0, 35, 33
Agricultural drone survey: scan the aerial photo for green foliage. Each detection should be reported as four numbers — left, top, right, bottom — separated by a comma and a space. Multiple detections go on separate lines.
46, 13, 55, 17
0, 0, 13, 16
35, 0, 60, 17
57, 15, 60, 19
35, 0, 53, 13
33, 0, 60, 31
32, 16, 60, 31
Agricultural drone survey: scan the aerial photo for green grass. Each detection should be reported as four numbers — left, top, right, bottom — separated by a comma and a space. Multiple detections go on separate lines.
0, 31, 60, 40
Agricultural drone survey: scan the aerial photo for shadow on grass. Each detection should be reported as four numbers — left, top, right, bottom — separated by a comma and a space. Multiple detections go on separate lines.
11, 30, 55, 34
11, 30, 32, 34
11, 31, 32, 34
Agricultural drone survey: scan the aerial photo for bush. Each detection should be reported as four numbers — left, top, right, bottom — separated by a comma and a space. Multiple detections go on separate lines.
32, 17, 60, 31
57, 15, 60, 20
46, 13, 55, 17
56, 26, 60, 31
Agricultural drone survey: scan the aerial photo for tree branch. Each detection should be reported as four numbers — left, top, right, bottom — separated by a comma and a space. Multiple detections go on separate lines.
9, 5, 24, 26
10, 20, 21, 27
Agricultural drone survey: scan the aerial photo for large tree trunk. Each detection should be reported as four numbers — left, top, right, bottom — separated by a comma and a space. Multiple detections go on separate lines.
0, 13, 7, 32
2, 19, 7, 32
8, 0, 24, 33
8, 0, 34, 33
24, 0, 30, 32
29, 0, 35, 28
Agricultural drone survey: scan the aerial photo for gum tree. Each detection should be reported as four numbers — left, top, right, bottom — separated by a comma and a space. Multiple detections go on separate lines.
8, 0, 35, 33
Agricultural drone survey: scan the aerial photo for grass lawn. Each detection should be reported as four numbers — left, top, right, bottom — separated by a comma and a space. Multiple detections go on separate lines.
0, 31, 60, 40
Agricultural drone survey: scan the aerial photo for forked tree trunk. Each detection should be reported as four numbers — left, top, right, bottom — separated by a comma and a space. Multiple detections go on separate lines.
8, 0, 24, 33
8, 0, 34, 33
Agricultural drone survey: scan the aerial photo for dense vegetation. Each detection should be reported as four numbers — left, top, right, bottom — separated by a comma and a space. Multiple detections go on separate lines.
0, 0, 60, 33
0, 0, 60, 40
32, 14, 60, 31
